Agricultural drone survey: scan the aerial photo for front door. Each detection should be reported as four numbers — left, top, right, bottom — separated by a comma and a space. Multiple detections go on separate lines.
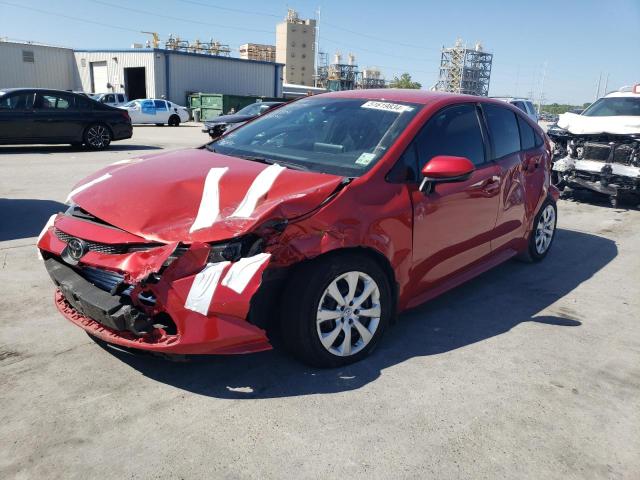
0, 91, 35, 141
409, 103, 501, 295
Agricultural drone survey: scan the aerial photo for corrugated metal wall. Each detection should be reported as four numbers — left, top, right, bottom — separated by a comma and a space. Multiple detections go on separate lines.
164, 51, 282, 106
0, 42, 76, 90
73, 51, 157, 96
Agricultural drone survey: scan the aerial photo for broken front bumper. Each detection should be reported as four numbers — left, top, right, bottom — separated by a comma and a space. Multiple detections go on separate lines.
38, 218, 273, 355
552, 156, 640, 196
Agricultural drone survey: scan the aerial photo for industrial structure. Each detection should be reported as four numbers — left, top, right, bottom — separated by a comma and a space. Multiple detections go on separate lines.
0, 40, 283, 104
239, 43, 276, 62
433, 39, 493, 96
276, 9, 316, 86
164, 35, 231, 57
315, 52, 386, 91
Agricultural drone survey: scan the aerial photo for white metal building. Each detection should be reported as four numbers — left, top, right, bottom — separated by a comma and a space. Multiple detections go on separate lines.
0, 41, 76, 90
75, 49, 283, 104
1, 41, 284, 105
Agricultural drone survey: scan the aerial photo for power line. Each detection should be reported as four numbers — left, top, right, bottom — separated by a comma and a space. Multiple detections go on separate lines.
176, 0, 280, 18
90, 0, 273, 34
0, 1, 141, 34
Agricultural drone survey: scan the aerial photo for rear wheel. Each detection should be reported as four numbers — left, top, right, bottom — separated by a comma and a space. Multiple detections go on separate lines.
520, 199, 557, 262
281, 254, 392, 367
83, 124, 111, 150
168, 115, 180, 126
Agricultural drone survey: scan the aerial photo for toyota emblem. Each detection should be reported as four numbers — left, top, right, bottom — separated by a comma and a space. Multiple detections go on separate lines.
67, 237, 88, 261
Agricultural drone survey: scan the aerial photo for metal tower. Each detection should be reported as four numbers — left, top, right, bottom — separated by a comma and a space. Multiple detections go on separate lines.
433, 39, 493, 96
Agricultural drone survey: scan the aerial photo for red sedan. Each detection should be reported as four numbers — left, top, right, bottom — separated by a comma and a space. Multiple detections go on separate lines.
38, 90, 559, 367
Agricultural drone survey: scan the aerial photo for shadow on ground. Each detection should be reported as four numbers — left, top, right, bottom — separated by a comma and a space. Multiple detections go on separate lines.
96, 228, 617, 399
0, 145, 161, 154
0, 198, 66, 241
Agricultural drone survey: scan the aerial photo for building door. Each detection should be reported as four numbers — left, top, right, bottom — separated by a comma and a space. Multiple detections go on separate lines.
90, 61, 109, 93
124, 67, 147, 100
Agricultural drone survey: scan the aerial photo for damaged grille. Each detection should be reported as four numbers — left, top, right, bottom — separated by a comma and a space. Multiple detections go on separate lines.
78, 265, 125, 292
54, 228, 128, 255
579, 141, 639, 166
583, 142, 611, 162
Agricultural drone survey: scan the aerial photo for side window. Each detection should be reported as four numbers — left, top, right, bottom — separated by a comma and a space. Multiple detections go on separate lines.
517, 115, 535, 151
117, 94, 125, 102
35, 94, 73, 110
104, 94, 115, 103
526, 102, 537, 117
0, 92, 34, 110
415, 103, 486, 167
154, 100, 167, 110
483, 104, 520, 159
75, 95, 92, 110
512, 101, 527, 113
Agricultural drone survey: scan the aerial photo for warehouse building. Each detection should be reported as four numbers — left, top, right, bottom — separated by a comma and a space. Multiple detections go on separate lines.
0, 40, 284, 105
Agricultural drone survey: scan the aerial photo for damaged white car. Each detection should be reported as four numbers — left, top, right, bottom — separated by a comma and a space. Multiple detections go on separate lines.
548, 85, 640, 206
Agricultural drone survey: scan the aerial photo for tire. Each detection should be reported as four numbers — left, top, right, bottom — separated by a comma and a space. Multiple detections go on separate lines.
168, 115, 180, 127
520, 199, 557, 263
83, 123, 111, 150
281, 253, 392, 368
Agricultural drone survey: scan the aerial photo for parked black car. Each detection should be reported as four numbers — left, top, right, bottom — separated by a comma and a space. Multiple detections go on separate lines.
0, 88, 132, 150
202, 101, 284, 139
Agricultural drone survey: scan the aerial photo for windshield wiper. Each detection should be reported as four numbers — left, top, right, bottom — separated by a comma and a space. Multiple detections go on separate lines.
235, 154, 310, 172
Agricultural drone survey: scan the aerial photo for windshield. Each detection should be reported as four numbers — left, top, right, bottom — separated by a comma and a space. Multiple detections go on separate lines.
237, 103, 265, 116
209, 97, 421, 176
582, 97, 640, 117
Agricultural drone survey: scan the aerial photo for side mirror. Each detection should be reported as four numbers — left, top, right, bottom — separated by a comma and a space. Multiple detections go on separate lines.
419, 155, 475, 193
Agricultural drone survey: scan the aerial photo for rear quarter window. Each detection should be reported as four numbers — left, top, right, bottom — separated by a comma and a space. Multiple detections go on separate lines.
484, 104, 520, 159
517, 115, 535, 150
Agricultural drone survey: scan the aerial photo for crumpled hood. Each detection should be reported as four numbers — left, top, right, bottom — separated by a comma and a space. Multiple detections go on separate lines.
68, 149, 344, 243
557, 112, 640, 135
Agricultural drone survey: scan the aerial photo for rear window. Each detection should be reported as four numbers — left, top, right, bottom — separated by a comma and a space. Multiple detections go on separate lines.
484, 104, 521, 159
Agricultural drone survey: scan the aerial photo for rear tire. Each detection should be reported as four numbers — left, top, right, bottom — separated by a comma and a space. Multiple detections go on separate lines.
168, 115, 180, 127
519, 199, 557, 263
281, 253, 392, 368
83, 123, 111, 150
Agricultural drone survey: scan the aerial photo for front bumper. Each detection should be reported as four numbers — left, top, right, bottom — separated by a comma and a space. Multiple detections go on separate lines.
552, 156, 640, 195
38, 217, 272, 355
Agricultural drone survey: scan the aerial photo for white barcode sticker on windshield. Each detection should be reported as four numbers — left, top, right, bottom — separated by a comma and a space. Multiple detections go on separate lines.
355, 152, 376, 165
361, 101, 414, 113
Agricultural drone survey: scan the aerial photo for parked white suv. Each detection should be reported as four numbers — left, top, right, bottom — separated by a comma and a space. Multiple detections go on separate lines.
493, 97, 538, 122
92, 93, 128, 107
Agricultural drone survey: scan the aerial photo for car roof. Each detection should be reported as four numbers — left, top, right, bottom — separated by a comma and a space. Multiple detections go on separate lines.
0, 87, 83, 94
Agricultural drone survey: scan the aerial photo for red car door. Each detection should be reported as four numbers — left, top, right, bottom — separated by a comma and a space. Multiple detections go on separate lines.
481, 104, 531, 253
406, 103, 501, 304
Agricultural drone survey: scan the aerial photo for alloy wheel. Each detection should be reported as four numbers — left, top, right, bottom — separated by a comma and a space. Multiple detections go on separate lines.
535, 204, 556, 254
86, 125, 110, 148
316, 271, 381, 357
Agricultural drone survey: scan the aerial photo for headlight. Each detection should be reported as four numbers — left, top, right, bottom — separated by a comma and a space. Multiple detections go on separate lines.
163, 236, 263, 268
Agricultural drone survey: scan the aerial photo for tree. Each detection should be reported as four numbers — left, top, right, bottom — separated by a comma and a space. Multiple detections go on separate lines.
389, 73, 422, 89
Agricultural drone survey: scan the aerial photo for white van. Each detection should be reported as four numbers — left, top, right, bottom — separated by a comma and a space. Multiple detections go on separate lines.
92, 93, 128, 108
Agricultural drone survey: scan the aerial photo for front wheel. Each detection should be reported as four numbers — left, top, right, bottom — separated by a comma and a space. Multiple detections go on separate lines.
168, 115, 180, 126
281, 254, 392, 368
520, 199, 557, 262
83, 124, 111, 150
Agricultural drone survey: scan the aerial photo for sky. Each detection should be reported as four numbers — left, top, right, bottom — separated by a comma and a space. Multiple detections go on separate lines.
1, 0, 638, 104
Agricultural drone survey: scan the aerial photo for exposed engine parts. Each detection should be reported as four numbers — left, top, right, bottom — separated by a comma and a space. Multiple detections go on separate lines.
549, 127, 640, 207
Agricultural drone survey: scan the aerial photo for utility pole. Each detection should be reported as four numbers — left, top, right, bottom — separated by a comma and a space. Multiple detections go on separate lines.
603, 73, 609, 96
315, 6, 321, 87
537, 61, 547, 114
595, 72, 602, 100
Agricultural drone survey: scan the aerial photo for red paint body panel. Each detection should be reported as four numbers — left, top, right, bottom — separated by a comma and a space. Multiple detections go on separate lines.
38, 90, 555, 356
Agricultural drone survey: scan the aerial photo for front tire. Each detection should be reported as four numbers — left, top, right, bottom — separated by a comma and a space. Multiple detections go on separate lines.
83, 124, 111, 150
281, 253, 392, 368
168, 115, 180, 126
520, 199, 557, 262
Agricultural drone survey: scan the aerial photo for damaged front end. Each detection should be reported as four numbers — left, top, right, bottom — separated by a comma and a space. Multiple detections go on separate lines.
38, 211, 274, 355
550, 128, 640, 206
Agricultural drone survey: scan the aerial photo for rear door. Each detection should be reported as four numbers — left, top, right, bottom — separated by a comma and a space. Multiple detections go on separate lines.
409, 103, 502, 293
517, 114, 547, 218
481, 103, 528, 252
153, 100, 170, 123
32, 92, 83, 141
0, 91, 35, 141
